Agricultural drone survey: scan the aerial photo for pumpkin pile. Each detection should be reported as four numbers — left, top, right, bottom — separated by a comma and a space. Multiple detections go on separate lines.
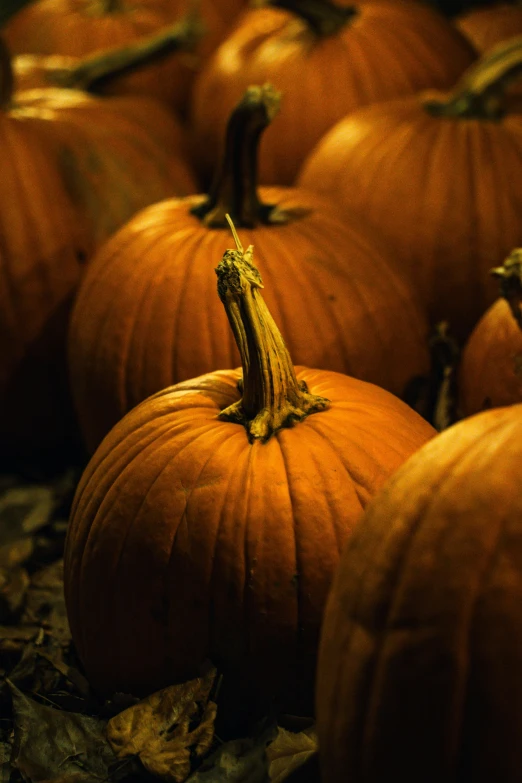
4, 0, 522, 776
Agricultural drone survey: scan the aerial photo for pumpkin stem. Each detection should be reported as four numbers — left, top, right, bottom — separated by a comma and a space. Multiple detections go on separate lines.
424, 36, 522, 119
216, 215, 330, 442
87, 0, 123, 14
0, 38, 14, 109
491, 248, 522, 330
268, 0, 356, 37
191, 84, 284, 228
47, 12, 204, 93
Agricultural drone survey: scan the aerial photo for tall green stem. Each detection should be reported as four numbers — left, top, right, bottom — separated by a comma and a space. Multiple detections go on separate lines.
216, 218, 330, 442
192, 85, 282, 228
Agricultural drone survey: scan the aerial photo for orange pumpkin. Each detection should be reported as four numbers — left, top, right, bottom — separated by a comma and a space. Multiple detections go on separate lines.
299, 37, 522, 339
317, 402, 522, 782
3, 0, 246, 113
459, 248, 522, 416
0, 97, 89, 462
0, 39, 196, 251
190, 0, 475, 186
11, 14, 203, 114
68, 85, 431, 454
64, 222, 435, 712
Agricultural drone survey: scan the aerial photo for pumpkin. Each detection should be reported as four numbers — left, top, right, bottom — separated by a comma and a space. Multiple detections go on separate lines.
3, 0, 247, 113
190, 0, 475, 187
299, 37, 522, 340
11, 13, 203, 115
0, 88, 90, 462
459, 248, 522, 416
68, 85, 431, 454
456, 3, 522, 53
1, 38, 196, 251
317, 402, 522, 782
64, 219, 435, 713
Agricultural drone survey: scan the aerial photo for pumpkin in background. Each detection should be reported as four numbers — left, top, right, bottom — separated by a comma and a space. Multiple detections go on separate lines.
68, 85, 431, 454
299, 37, 522, 340
0, 38, 196, 251
317, 402, 522, 783
11, 13, 203, 115
64, 223, 435, 714
456, 3, 522, 52
2, 0, 247, 112
0, 94, 90, 463
459, 248, 522, 416
189, 0, 475, 187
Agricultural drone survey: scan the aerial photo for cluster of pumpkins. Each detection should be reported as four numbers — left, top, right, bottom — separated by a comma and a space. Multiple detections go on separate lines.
3, 0, 522, 778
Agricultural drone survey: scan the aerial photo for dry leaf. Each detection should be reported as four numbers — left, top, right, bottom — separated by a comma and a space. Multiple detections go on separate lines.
9, 682, 119, 783
266, 727, 318, 783
186, 725, 277, 782
107, 669, 217, 783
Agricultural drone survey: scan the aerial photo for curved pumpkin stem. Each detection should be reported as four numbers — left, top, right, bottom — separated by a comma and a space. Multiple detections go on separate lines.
217, 216, 330, 442
192, 84, 287, 228
424, 35, 522, 119
268, 0, 356, 37
0, 38, 14, 110
491, 248, 522, 330
47, 14, 203, 93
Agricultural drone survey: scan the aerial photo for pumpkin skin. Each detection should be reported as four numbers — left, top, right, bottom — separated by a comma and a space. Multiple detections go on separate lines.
459, 299, 522, 415
190, 0, 475, 186
68, 188, 431, 454
298, 87, 522, 339
317, 403, 522, 783
0, 115, 90, 461
12, 86, 196, 250
64, 365, 435, 708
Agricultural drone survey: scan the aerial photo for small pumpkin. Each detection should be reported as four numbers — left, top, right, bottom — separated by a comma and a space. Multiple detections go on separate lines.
299, 37, 522, 339
317, 402, 522, 782
64, 219, 435, 712
459, 248, 522, 416
68, 85, 430, 454
190, 0, 475, 186
1, 38, 196, 250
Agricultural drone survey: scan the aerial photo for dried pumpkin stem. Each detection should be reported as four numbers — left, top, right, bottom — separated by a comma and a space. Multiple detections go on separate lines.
0, 38, 14, 109
216, 216, 330, 442
424, 36, 522, 119
491, 248, 522, 330
88, 0, 123, 14
191, 84, 282, 228
269, 0, 356, 37
47, 13, 203, 93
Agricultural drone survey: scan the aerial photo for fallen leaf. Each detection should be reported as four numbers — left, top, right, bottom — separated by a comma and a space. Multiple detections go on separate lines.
0, 486, 54, 545
107, 669, 218, 783
186, 726, 276, 782
266, 727, 318, 783
22, 560, 70, 645
9, 682, 121, 783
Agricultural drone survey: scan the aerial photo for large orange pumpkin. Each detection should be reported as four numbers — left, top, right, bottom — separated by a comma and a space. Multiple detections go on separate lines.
317, 402, 522, 782
299, 37, 522, 339
459, 248, 522, 416
64, 224, 435, 712
1, 38, 196, 251
190, 0, 475, 186
68, 85, 430, 454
